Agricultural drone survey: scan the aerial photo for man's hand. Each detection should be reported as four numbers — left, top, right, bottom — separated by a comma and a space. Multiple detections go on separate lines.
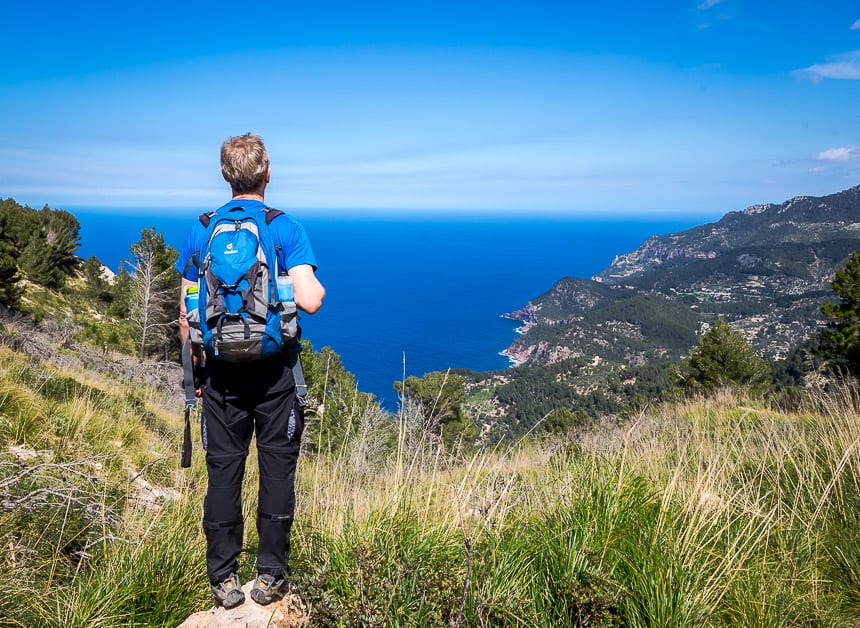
192, 345, 204, 397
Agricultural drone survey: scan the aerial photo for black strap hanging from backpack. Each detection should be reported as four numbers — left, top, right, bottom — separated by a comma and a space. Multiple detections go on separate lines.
180, 339, 197, 468
288, 341, 308, 407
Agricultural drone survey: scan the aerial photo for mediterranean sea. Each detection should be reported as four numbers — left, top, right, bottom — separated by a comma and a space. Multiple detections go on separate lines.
73, 208, 707, 408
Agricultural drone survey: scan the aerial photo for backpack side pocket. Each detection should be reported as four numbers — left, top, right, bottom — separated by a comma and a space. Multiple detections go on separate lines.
279, 301, 298, 342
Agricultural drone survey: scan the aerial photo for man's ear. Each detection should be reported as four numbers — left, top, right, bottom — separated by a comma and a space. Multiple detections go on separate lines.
266, 165, 271, 184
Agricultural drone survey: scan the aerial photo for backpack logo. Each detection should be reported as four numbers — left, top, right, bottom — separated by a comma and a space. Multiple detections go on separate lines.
190, 206, 298, 361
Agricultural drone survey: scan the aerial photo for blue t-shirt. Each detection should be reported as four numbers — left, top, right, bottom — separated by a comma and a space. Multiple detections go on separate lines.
174, 200, 318, 280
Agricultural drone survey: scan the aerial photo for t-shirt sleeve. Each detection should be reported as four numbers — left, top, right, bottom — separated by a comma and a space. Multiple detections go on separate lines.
174, 221, 205, 281
274, 216, 318, 271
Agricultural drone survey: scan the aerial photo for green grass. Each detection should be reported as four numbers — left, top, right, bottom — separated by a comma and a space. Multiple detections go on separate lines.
3, 339, 860, 626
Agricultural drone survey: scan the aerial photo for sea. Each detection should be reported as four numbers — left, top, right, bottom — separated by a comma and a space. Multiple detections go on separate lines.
72, 208, 707, 408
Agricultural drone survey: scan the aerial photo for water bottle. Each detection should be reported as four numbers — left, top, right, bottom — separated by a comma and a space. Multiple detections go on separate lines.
276, 274, 298, 341
276, 273, 294, 303
184, 285, 201, 342
184, 284, 199, 316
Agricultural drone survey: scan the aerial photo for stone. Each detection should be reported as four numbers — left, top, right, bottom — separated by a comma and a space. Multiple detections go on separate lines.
177, 580, 308, 628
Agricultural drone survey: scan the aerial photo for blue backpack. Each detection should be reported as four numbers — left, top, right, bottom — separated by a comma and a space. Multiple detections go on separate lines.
192, 205, 297, 361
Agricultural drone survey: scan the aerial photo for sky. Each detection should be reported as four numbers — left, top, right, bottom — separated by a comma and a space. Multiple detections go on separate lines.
1, 1, 859, 217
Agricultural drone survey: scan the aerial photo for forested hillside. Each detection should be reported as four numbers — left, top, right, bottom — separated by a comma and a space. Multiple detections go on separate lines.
465, 184, 860, 440
507, 184, 860, 368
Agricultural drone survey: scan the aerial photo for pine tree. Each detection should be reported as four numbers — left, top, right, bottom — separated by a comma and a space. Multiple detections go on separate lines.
108, 265, 133, 318
14, 204, 81, 289
0, 251, 20, 308
394, 370, 476, 448
19, 233, 62, 288
41, 207, 81, 277
81, 255, 114, 306
819, 250, 860, 373
0, 198, 39, 254
679, 318, 771, 395
0, 206, 22, 308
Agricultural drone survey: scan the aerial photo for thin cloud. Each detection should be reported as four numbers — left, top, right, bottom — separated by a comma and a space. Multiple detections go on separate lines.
852, 18, 860, 30
793, 51, 860, 82
816, 146, 860, 162
697, 0, 724, 9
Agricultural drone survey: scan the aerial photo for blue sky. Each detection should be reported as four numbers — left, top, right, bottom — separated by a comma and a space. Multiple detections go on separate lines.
1, 1, 859, 216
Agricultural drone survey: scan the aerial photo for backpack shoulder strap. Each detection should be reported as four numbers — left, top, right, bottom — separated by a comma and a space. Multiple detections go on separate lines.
199, 206, 276, 226
263, 208, 287, 262
198, 211, 216, 228
264, 207, 284, 225
184, 211, 219, 275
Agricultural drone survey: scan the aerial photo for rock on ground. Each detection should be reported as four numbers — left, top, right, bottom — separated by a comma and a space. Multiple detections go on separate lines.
178, 580, 307, 628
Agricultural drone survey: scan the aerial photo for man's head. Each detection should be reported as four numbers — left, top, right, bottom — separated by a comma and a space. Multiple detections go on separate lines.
221, 133, 271, 196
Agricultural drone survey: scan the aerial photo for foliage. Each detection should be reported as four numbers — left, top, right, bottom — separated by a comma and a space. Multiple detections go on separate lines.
76, 317, 139, 355
395, 370, 476, 449
678, 318, 772, 395
0, 344, 202, 627
19, 233, 60, 287
492, 360, 586, 436
301, 342, 383, 455
18, 206, 81, 289
0, 198, 41, 253
819, 249, 860, 374
543, 407, 589, 434
299, 509, 464, 626
0, 198, 84, 302
107, 264, 133, 318
41, 207, 82, 275
0, 249, 20, 309
468, 358, 682, 441
7, 217, 182, 360
80, 255, 115, 306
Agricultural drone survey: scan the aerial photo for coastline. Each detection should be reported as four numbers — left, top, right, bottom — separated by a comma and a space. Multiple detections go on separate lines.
498, 348, 524, 367
498, 312, 535, 367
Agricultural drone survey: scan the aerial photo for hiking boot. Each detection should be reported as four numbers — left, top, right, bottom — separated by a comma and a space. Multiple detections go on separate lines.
250, 573, 289, 605
211, 573, 245, 609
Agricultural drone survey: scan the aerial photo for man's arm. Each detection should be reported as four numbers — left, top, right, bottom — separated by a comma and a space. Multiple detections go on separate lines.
289, 264, 325, 314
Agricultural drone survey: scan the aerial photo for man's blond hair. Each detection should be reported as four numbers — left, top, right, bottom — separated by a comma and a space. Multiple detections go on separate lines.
221, 133, 270, 195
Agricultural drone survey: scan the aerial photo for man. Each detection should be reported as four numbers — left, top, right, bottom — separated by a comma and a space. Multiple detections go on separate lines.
176, 133, 325, 608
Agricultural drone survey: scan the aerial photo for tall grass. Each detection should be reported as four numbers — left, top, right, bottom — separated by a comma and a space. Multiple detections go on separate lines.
0, 344, 208, 626
289, 388, 860, 626
3, 337, 860, 626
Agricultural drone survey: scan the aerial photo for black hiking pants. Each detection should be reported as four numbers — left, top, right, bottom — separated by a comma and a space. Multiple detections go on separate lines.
200, 352, 304, 584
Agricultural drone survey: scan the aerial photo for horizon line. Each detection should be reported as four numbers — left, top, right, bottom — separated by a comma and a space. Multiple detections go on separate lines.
63, 203, 724, 220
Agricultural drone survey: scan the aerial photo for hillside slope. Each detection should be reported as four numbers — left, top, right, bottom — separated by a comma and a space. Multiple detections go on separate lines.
504, 183, 860, 367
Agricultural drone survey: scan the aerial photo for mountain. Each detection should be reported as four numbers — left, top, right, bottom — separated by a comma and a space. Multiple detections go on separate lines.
503, 184, 860, 369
